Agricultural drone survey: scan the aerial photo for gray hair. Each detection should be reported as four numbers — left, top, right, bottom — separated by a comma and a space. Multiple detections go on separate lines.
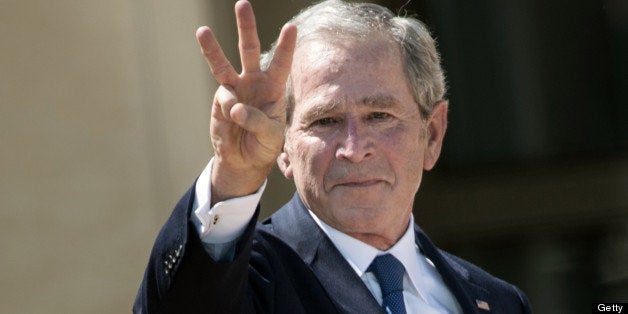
261, 0, 446, 123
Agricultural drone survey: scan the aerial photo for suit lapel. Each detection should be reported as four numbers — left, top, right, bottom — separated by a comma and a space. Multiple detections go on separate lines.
414, 224, 485, 313
270, 193, 494, 313
269, 193, 385, 314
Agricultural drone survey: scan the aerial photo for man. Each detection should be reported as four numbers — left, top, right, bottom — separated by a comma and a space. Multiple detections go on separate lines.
135, 0, 531, 313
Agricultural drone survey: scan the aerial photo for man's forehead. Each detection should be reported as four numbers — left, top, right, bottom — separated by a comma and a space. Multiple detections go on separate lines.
292, 38, 401, 70
287, 36, 415, 123
291, 41, 344, 78
290, 38, 404, 94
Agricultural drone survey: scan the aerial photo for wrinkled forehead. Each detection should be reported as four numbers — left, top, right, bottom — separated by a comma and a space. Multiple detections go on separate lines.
287, 37, 414, 123
292, 37, 401, 73
290, 38, 403, 93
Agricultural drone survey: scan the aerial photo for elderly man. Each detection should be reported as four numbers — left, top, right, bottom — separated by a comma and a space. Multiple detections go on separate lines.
135, 0, 531, 313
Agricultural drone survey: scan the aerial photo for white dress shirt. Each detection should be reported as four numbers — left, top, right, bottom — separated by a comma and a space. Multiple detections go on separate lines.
191, 159, 461, 313
309, 212, 461, 313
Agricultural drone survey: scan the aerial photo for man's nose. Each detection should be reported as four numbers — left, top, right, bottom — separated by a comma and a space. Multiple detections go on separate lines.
335, 120, 375, 163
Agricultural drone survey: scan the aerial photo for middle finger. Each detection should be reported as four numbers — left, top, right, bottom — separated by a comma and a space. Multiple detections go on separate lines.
235, 0, 261, 73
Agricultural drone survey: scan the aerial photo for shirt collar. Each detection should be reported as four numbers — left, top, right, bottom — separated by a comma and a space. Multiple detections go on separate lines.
307, 210, 420, 284
307, 210, 460, 311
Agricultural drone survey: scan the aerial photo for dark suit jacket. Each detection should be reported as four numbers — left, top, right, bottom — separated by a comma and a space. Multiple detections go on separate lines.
134, 186, 531, 313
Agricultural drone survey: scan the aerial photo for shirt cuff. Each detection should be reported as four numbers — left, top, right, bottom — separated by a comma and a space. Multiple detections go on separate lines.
191, 157, 266, 244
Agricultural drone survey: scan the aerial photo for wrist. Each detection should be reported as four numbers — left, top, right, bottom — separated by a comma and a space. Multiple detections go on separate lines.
210, 156, 271, 205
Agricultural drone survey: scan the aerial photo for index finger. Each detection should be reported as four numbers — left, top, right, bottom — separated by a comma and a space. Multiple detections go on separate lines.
266, 23, 297, 83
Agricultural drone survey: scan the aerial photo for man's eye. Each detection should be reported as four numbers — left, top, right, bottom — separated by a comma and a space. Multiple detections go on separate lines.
316, 117, 335, 126
370, 112, 391, 120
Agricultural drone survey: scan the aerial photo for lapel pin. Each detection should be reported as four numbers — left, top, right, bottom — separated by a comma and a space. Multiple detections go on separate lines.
476, 299, 490, 311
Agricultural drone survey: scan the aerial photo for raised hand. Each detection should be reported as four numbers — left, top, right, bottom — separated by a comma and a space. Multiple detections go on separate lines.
196, 0, 297, 203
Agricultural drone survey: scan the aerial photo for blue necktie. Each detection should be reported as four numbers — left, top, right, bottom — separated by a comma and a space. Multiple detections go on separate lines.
369, 254, 407, 314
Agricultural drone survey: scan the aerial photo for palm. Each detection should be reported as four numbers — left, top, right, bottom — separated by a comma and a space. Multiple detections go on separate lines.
211, 73, 286, 170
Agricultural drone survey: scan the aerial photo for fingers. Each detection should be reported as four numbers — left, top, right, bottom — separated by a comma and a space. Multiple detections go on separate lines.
216, 85, 284, 152
196, 26, 239, 85
215, 85, 238, 120
230, 103, 283, 138
217, 84, 285, 136
235, 0, 261, 73
266, 23, 297, 83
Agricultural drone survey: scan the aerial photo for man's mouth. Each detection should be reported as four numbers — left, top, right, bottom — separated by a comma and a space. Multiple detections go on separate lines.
336, 179, 384, 187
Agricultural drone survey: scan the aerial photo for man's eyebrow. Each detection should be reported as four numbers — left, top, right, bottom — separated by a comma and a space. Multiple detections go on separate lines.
301, 94, 399, 122
301, 100, 341, 122
360, 94, 399, 109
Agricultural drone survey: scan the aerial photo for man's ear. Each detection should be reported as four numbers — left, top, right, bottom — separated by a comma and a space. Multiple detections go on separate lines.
423, 100, 448, 171
277, 146, 294, 179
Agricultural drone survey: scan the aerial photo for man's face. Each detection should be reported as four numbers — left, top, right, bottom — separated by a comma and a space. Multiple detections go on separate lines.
278, 39, 446, 248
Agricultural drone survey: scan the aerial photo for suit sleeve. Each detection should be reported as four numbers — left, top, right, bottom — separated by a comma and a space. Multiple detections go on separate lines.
191, 158, 265, 261
133, 184, 261, 314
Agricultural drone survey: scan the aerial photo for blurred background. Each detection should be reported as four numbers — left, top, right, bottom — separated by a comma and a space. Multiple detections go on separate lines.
1, 0, 626, 312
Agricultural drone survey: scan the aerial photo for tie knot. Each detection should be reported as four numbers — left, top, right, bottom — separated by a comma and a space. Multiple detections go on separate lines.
369, 254, 405, 296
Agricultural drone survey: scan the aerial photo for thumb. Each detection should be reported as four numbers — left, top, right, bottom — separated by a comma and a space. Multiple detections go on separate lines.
230, 103, 284, 145
230, 103, 283, 134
